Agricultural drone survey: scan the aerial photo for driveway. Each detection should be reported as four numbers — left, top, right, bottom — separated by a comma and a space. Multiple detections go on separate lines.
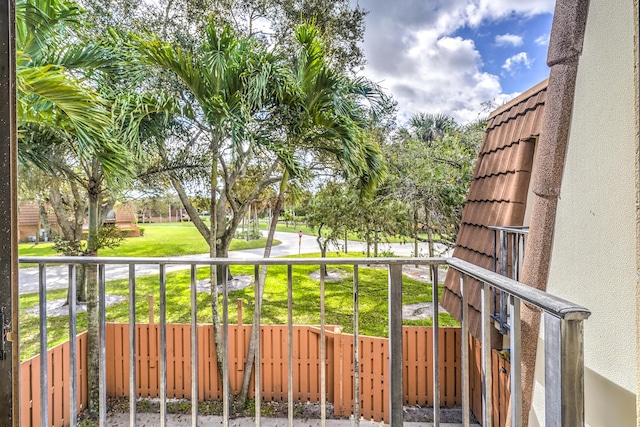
19, 231, 448, 294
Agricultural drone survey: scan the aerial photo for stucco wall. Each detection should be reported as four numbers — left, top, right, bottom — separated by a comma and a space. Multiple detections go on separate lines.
530, 1, 638, 426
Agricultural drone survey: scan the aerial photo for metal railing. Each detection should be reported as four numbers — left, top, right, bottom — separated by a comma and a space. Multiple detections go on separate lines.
19, 255, 589, 427
489, 226, 529, 334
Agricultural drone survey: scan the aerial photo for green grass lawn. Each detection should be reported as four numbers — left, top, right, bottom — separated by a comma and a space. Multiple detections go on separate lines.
18, 222, 279, 261
257, 221, 317, 236
260, 219, 437, 245
18, 253, 458, 360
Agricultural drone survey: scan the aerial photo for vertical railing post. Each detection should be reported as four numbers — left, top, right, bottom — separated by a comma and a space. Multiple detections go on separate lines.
460, 274, 470, 427
481, 282, 492, 427
509, 295, 522, 426
499, 230, 509, 333
38, 264, 48, 427
253, 265, 261, 426
190, 264, 198, 427
320, 265, 326, 426
353, 265, 360, 426
431, 264, 440, 427
68, 265, 78, 427
287, 265, 294, 427
544, 313, 586, 427
388, 264, 403, 426
98, 264, 107, 427
222, 265, 229, 427
128, 264, 137, 427
159, 265, 167, 427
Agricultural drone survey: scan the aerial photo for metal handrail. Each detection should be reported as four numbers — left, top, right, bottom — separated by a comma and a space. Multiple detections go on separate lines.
20, 255, 447, 266
19, 255, 590, 427
21, 255, 590, 318
448, 258, 590, 320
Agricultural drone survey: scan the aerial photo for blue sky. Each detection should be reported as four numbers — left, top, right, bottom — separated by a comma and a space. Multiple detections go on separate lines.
355, 1, 555, 123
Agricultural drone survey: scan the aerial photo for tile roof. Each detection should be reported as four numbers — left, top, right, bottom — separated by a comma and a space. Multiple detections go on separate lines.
441, 79, 548, 345
18, 202, 58, 227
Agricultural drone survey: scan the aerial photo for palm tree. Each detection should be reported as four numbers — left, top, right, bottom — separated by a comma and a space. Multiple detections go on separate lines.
16, 0, 119, 157
235, 22, 388, 406
133, 19, 389, 407
408, 112, 457, 144
133, 19, 296, 384
15, 0, 161, 416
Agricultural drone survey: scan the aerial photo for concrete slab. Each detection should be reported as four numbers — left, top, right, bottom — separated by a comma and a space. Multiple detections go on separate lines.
106, 413, 480, 426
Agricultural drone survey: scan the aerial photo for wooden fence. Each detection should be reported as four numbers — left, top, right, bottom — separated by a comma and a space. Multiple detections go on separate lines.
469, 335, 512, 427
20, 333, 88, 427
19, 325, 510, 426
105, 323, 463, 423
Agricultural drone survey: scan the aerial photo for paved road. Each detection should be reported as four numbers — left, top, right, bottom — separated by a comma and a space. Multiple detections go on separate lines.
19, 231, 446, 294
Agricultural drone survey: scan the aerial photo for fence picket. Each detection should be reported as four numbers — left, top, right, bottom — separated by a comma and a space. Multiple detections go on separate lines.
19, 325, 478, 426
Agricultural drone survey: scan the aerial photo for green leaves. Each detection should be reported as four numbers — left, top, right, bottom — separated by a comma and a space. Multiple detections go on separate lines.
385, 113, 484, 245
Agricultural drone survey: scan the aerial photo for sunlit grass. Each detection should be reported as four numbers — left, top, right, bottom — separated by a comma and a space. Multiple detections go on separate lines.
260, 219, 435, 244
19, 253, 457, 360
18, 222, 279, 262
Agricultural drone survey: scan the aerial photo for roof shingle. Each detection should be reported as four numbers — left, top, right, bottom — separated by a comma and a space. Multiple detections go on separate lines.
441, 79, 548, 346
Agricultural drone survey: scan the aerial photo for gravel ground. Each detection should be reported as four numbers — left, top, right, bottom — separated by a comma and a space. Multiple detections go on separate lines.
102, 397, 477, 426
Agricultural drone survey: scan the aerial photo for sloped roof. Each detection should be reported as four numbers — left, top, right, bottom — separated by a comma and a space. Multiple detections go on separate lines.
441, 79, 548, 345
18, 202, 58, 227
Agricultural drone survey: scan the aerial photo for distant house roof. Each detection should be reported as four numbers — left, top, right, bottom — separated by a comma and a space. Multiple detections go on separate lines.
441, 79, 548, 345
18, 202, 58, 227
104, 203, 137, 224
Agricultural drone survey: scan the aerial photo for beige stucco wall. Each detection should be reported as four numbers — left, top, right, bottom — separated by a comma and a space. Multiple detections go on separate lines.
530, 1, 638, 426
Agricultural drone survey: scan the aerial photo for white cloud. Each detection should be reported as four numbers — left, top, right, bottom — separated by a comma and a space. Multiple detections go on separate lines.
495, 33, 524, 47
358, 0, 554, 122
535, 33, 550, 45
463, 0, 555, 26
502, 52, 532, 72
365, 31, 508, 123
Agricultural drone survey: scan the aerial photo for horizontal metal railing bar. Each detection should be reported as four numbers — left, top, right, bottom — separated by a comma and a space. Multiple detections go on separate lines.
487, 225, 530, 232
448, 258, 590, 320
19, 256, 448, 266
21, 255, 589, 320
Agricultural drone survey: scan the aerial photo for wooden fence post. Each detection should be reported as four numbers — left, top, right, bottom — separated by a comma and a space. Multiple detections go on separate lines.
333, 326, 343, 417
148, 295, 154, 324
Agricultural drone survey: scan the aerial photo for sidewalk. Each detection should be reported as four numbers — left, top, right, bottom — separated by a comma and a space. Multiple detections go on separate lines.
18, 231, 450, 294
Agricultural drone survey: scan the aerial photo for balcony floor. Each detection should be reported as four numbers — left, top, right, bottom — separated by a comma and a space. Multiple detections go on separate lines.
106, 412, 479, 426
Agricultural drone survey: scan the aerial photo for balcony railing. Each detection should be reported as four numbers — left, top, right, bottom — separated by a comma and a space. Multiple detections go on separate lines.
19, 256, 590, 427
489, 225, 529, 334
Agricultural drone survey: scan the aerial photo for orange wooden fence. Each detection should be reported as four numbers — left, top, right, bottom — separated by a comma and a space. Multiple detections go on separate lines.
19, 325, 510, 426
105, 323, 462, 423
20, 333, 88, 427
469, 335, 511, 427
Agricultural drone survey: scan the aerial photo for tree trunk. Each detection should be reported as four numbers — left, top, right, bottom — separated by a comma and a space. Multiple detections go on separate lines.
374, 229, 379, 257
316, 223, 328, 276
48, 181, 87, 305
76, 264, 87, 303
36, 201, 42, 244
344, 230, 348, 254
85, 180, 100, 418
236, 171, 287, 408
245, 205, 250, 241
425, 205, 435, 282
209, 149, 225, 398
413, 208, 419, 267
37, 199, 53, 242
365, 231, 371, 258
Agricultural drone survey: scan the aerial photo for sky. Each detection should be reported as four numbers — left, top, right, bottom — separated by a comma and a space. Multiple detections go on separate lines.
354, 0, 555, 123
